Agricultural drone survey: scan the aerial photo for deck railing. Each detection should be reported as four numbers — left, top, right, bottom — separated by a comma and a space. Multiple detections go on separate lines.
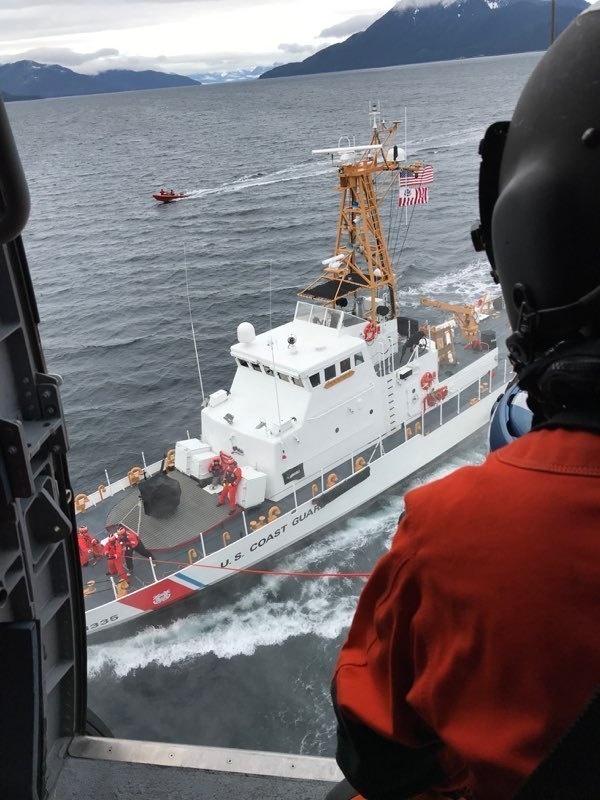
84, 357, 512, 604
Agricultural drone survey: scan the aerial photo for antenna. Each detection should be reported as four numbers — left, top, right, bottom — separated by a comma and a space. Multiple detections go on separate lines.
183, 244, 205, 403
268, 261, 283, 429
369, 100, 380, 130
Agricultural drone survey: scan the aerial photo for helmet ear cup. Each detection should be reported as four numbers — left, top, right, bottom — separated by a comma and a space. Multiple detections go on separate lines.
537, 357, 600, 415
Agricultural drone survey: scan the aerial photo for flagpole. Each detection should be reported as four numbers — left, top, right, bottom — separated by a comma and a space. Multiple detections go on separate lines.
404, 107, 408, 225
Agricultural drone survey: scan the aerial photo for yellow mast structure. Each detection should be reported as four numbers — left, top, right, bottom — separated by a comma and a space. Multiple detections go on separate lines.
298, 104, 423, 325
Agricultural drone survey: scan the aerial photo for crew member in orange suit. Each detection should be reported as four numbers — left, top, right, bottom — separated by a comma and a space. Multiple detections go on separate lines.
116, 524, 153, 572
217, 460, 242, 515
104, 533, 127, 582
77, 525, 103, 567
117, 526, 136, 573
208, 455, 224, 488
328, 11, 600, 800
77, 526, 91, 567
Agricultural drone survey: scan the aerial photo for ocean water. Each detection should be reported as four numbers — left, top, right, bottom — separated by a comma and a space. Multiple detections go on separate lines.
6, 52, 540, 754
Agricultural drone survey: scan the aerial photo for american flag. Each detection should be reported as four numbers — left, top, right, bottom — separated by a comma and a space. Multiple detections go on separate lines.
398, 164, 434, 186
398, 186, 429, 207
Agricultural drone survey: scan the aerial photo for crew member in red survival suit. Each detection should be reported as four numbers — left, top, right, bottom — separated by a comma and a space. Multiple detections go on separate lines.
208, 455, 224, 488
77, 525, 103, 566
104, 533, 128, 582
116, 525, 153, 572
328, 10, 600, 800
77, 526, 92, 567
217, 460, 242, 514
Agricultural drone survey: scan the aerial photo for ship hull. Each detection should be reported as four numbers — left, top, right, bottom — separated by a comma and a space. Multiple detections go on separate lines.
85, 384, 504, 638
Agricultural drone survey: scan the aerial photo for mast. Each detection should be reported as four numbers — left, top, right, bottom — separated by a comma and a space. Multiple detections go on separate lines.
298, 103, 419, 324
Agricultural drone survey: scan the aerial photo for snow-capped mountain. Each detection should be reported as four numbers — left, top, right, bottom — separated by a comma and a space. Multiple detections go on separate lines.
188, 66, 277, 84
260, 0, 586, 79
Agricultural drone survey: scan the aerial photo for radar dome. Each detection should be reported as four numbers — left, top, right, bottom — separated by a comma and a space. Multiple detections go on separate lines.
237, 322, 256, 343
387, 146, 406, 163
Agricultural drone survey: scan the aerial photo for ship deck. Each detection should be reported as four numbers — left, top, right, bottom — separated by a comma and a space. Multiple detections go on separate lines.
80, 316, 509, 617
105, 472, 231, 550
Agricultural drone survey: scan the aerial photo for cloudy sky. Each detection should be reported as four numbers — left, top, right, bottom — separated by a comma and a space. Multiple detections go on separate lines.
0, 0, 392, 76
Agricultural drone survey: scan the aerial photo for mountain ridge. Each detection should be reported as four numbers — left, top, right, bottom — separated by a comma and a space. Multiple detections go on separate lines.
0, 60, 200, 100
260, 0, 587, 79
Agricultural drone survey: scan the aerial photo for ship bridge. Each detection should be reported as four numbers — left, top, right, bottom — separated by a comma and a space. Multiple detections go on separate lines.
230, 301, 368, 377
200, 302, 382, 497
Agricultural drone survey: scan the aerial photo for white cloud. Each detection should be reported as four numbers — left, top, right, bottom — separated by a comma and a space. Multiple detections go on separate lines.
5, 46, 119, 67
0, 2, 394, 74
277, 42, 317, 55
319, 13, 383, 38
392, 0, 453, 9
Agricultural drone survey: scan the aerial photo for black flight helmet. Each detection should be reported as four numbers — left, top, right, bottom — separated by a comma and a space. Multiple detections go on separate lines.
473, 3, 600, 368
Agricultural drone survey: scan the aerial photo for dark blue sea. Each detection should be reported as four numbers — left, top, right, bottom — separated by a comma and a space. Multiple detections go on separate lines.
7, 53, 540, 754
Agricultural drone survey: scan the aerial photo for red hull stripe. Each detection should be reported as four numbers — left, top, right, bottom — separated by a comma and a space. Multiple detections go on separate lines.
117, 578, 195, 612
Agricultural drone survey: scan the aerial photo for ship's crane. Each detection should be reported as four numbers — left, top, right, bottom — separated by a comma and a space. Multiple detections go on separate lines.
420, 297, 482, 342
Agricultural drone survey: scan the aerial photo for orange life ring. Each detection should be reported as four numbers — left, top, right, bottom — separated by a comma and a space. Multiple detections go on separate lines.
354, 456, 367, 472
433, 385, 449, 403
362, 321, 379, 343
128, 466, 144, 485
74, 493, 90, 513
420, 371, 435, 391
268, 505, 281, 523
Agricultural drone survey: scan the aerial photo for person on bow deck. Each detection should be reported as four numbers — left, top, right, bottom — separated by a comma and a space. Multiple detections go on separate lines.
77, 526, 91, 567
217, 460, 242, 515
328, 8, 600, 800
116, 524, 153, 570
77, 525, 103, 567
104, 533, 128, 582
117, 526, 136, 573
208, 455, 224, 488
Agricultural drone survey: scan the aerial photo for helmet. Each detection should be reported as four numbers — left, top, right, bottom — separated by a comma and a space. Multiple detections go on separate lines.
473, 4, 600, 367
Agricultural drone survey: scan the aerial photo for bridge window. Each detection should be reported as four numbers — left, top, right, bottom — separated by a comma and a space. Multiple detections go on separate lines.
309, 373, 321, 387
278, 372, 290, 382
238, 359, 249, 367
264, 365, 274, 376
324, 364, 336, 381
354, 353, 364, 366
251, 363, 261, 372
292, 376, 304, 387
340, 358, 351, 373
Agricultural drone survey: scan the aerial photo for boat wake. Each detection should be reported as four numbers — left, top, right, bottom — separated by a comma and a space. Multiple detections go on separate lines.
399, 258, 495, 305
408, 125, 484, 156
182, 160, 331, 201
87, 448, 483, 679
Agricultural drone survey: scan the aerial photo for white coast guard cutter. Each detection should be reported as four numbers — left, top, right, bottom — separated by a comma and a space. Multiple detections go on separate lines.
78, 106, 509, 637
